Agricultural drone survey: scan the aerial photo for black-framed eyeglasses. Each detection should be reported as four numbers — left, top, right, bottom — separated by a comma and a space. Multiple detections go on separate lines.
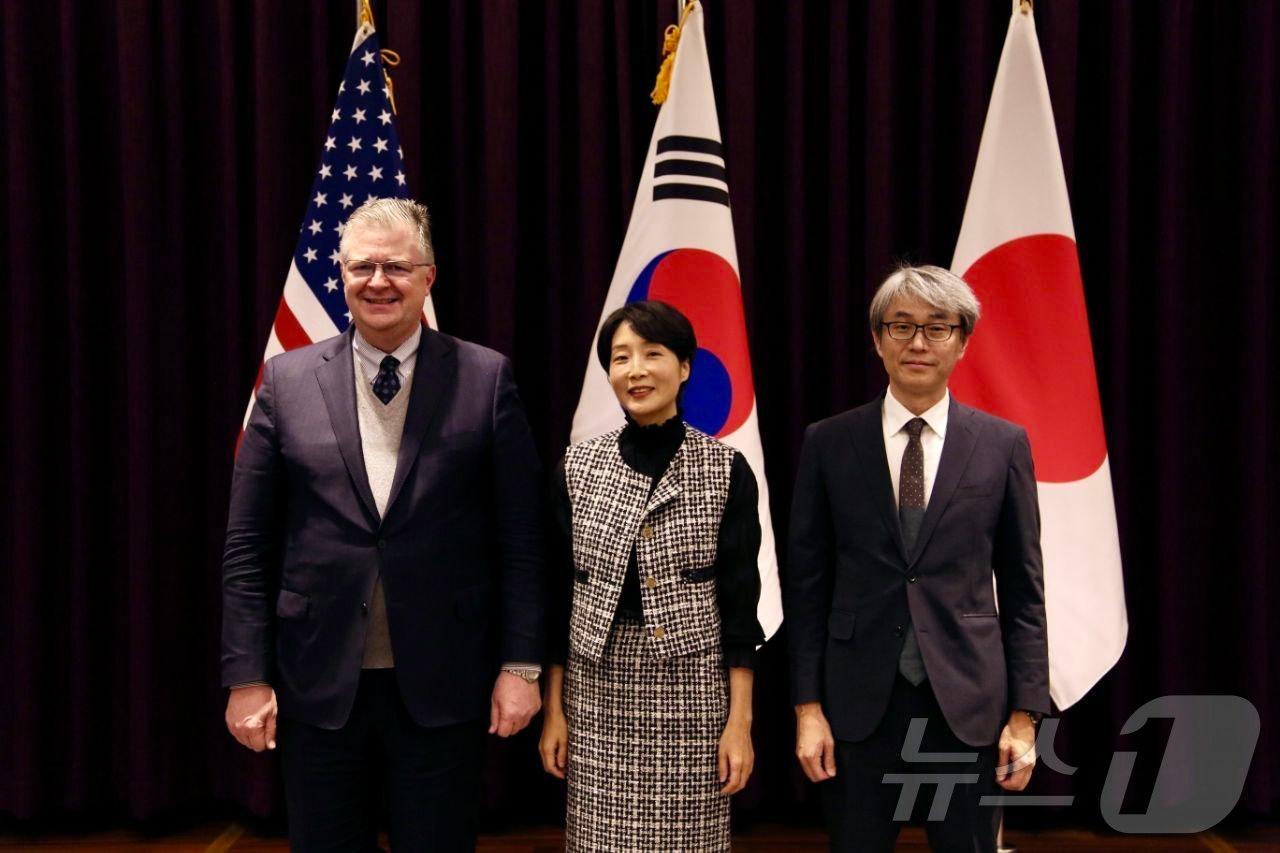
880, 321, 962, 342
343, 259, 433, 282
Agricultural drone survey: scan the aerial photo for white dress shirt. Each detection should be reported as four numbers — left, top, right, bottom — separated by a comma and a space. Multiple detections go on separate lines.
882, 389, 950, 508
352, 325, 421, 384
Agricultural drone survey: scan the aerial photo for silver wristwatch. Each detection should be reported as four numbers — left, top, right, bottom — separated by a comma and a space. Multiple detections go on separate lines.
501, 666, 541, 684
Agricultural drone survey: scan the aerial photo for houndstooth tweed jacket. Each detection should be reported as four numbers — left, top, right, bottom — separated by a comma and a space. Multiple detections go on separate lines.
563, 425, 735, 662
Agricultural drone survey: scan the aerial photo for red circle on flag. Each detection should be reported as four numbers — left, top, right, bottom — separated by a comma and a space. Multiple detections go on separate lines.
631, 249, 756, 437
948, 234, 1108, 483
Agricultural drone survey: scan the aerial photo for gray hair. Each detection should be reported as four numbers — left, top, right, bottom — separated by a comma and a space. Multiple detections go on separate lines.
339, 197, 435, 264
868, 264, 981, 338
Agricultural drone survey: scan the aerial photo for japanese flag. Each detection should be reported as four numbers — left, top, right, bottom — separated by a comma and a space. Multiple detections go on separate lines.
949, 1, 1128, 709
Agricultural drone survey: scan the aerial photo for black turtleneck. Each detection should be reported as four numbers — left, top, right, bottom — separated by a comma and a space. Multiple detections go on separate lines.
613, 414, 687, 616
618, 411, 687, 478
548, 414, 765, 669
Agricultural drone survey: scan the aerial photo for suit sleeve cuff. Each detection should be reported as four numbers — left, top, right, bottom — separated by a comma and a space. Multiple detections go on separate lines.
500, 661, 543, 674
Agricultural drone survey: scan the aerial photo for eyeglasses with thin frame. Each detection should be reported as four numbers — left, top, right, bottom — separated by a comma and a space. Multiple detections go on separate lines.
343, 259, 433, 282
880, 321, 962, 343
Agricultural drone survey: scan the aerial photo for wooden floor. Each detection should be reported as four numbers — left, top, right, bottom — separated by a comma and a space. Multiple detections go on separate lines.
2, 823, 1279, 851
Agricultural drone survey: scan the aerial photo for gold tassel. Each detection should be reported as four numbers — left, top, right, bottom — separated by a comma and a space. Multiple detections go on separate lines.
381, 49, 401, 115
650, 1, 697, 105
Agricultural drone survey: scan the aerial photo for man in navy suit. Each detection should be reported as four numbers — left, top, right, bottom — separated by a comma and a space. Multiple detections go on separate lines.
786, 264, 1049, 852
221, 198, 545, 851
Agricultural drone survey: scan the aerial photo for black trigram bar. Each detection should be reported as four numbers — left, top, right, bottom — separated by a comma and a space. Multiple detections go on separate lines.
657, 135, 725, 157
653, 135, 729, 205
654, 159, 727, 181
653, 183, 730, 206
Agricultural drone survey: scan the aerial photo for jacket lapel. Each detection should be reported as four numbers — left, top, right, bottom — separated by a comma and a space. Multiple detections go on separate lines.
645, 445, 685, 515
383, 327, 457, 520
906, 397, 980, 567
315, 328, 379, 526
846, 396, 909, 563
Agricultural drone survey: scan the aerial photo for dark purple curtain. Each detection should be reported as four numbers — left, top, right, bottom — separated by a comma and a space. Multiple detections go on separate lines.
2, 0, 1276, 827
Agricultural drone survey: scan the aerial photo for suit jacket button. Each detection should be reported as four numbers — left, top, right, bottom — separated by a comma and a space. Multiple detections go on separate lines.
361, 602, 369, 615
895, 625, 904, 636
907, 575, 917, 583
641, 523, 654, 540
377, 539, 387, 550
644, 576, 657, 589
653, 625, 666, 639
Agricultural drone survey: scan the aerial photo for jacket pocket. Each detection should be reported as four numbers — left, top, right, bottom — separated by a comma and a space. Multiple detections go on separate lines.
679, 564, 716, 583
827, 609, 855, 640
276, 588, 310, 621
953, 479, 998, 500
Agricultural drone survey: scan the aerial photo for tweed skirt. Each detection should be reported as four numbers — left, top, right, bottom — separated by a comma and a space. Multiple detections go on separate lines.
564, 617, 731, 852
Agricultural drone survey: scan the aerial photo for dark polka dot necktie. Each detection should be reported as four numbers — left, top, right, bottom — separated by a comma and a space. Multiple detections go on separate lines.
898, 416, 928, 686
899, 417, 927, 528
372, 355, 401, 404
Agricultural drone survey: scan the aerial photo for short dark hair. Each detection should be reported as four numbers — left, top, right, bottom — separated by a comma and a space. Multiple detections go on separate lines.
595, 300, 698, 370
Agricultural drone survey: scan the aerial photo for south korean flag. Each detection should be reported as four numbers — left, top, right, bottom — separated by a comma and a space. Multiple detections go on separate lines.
570, 0, 782, 640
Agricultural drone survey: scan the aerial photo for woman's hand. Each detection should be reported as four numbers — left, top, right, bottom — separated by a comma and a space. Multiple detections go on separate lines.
539, 666, 569, 779
539, 706, 568, 778
718, 717, 754, 795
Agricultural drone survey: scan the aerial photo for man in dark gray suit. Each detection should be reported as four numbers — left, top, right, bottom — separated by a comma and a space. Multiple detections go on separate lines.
221, 198, 545, 851
786, 264, 1049, 852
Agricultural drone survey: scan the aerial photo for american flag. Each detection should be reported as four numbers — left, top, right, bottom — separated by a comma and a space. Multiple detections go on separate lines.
241, 22, 435, 434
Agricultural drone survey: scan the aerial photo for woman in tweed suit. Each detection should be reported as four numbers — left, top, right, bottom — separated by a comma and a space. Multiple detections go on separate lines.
540, 300, 764, 852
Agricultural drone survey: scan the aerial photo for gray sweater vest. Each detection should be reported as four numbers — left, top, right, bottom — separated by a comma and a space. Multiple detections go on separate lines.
354, 353, 413, 668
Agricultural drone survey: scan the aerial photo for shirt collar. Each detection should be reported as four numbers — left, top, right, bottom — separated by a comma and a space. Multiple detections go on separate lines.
352, 325, 422, 377
883, 387, 950, 440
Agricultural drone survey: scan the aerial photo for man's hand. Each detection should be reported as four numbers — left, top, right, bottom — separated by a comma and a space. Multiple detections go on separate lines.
539, 706, 568, 779
490, 672, 541, 737
795, 702, 837, 782
225, 684, 278, 752
996, 710, 1038, 790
